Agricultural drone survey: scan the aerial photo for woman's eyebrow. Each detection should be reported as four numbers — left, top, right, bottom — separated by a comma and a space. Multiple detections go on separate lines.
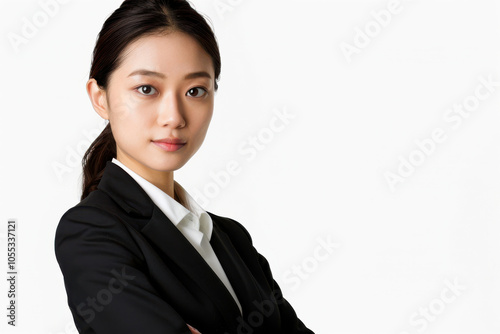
127, 69, 212, 80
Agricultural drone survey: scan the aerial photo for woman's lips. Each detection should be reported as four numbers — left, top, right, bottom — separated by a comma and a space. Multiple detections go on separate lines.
152, 141, 186, 152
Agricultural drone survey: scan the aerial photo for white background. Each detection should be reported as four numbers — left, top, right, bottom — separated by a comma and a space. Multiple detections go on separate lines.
1, 0, 500, 333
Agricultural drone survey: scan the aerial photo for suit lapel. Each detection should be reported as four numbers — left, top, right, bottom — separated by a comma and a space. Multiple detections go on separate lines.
209, 219, 265, 316
97, 161, 243, 325
140, 205, 243, 324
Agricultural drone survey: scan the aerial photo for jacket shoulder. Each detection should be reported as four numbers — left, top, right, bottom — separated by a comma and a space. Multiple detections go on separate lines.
54, 189, 145, 266
56, 188, 133, 232
207, 211, 254, 244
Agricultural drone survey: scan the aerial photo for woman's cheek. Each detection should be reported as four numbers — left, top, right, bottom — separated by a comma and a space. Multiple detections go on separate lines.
111, 92, 144, 119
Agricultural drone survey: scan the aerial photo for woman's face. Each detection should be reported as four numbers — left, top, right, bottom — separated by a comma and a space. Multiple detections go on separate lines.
89, 31, 215, 177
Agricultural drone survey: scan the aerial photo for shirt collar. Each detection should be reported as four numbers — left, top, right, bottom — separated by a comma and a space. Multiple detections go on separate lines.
174, 182, 213, 239
111, 158, 212, 240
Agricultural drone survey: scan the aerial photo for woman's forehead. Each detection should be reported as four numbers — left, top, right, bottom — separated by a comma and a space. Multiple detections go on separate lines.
115, 32, 214, 77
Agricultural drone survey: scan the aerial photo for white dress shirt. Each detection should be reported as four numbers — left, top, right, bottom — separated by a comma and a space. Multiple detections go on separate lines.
111, 158, 243, 315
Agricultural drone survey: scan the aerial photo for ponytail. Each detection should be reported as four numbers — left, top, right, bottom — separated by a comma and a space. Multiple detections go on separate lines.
81, 123, 116, 200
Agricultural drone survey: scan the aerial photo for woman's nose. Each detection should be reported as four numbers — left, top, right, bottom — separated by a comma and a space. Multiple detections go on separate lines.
157, 91, 186, 128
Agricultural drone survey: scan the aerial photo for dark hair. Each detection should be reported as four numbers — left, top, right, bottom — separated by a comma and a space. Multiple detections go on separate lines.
81, 0, 221, 201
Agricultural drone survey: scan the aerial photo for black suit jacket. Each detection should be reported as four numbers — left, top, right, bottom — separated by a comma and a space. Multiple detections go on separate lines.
54, 161, 314, 334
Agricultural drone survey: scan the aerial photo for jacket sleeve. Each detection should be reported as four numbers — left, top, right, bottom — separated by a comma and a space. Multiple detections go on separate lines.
54, 206, 192, 334
229, 218, 315, 334
256, 252, 315, 334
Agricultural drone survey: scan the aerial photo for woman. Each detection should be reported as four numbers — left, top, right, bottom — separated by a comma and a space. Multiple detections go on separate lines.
54, 0, 314, 333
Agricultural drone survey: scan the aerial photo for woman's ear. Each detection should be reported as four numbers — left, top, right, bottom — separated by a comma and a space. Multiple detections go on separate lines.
86, 78, 109, 120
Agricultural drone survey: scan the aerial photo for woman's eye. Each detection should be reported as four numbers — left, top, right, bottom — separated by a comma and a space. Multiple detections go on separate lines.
137, 85, 157, 96
187, 87, 207, 98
